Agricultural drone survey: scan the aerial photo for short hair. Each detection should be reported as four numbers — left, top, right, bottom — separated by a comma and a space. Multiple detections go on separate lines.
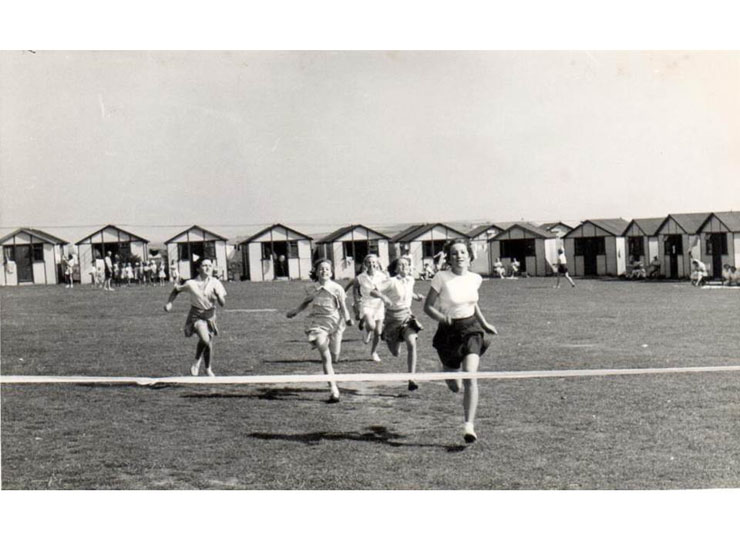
362, 254, 379, 268
310, 258, 332, 281
443, 238, 475, 262
388, 255, 413, 277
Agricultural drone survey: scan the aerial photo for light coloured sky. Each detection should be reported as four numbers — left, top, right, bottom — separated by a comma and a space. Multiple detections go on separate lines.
1, 50, 739, 243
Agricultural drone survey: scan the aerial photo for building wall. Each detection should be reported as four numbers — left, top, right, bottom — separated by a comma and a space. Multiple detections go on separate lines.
470, 239, 490, 275
1, 233, 61, 286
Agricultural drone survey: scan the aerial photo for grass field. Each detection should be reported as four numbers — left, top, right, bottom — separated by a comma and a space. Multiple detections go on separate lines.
1, 277, 739, 489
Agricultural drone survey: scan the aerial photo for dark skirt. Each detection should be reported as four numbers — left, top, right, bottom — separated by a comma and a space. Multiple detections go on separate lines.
184, 306, 218, 337
432, 315, 489, 369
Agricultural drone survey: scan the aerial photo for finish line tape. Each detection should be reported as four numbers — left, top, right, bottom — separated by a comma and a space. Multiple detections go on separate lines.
2, 365, 740, 386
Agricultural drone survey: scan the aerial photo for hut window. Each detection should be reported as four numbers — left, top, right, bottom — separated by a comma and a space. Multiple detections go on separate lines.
204, 241, 216, 259
3, 246, 14, 262
368, 240, 379, 255
262, 243, 273, 260
119, 242, 132, 259
705, 234, 728, 255
628, 237, 644, 257
32, 243, 44, 262
178, 244, 189, 261
288, 241, 299, 258
422, 240, 446, 258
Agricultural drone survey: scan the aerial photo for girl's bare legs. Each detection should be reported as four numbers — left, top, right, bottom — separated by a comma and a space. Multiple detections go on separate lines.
193, 321, 215, 377
370, 320, 383, 361
462, 354, 480, 442
445, 365, 462, 393
330, 329, 343, 363
404, 330, 419, 390
315, 334, 340, 401
565, 272, 575, 287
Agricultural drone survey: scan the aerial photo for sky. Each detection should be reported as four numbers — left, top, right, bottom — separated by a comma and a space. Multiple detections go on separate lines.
2, 50, 739, 243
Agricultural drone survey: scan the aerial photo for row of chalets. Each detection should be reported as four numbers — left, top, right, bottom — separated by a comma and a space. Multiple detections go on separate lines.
2, 211, 739, 285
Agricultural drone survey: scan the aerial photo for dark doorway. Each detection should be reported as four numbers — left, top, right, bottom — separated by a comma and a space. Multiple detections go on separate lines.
500, 239, 534, 273
575, 237, 604, 276
14, 245, 34, 283
343, 240, 369, 275
272, 241, 289, 278
707, 233, 727, 279
664, 235, 682, 278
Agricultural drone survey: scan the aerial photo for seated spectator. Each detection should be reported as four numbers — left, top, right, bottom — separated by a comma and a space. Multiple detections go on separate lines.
629, 257, 646, 279
647, 256, 661, 278
690, 257, 708, 287
493, 257, 506, 278
509, 258, 520, 278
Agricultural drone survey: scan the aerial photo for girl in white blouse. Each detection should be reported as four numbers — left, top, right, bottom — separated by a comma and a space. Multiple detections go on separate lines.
424, 239, 497, 443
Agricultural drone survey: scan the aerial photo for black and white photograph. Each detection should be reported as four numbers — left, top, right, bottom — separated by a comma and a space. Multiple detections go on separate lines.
1, 3, 739, 554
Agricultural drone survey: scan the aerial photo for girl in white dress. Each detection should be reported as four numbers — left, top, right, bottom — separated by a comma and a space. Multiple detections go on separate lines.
353, 254, 387, 362
287, 259, 353, 403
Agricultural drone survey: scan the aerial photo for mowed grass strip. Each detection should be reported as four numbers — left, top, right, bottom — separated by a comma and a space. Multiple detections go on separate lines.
2, 278, 739, 489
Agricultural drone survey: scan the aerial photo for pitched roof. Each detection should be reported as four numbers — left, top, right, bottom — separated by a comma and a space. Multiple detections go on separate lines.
660, 212, 712, 234
565, 218, 630, 237
623, 217, 665, 236
75, 224, 150, 245
392, 223, 468, 242
239, 223, 312, 244
499, 221, 557, 239
0, 227, 67, 245
315, 224, 390, 244
540, 221, 574, 232
468, 223, 505, 239
710, 211, 740, 232
164, 225, 229, 244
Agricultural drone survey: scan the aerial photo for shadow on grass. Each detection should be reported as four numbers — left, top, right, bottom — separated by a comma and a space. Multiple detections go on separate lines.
263, 358, 372, 364
249, 425, 466, 452
181, 387, 327, 401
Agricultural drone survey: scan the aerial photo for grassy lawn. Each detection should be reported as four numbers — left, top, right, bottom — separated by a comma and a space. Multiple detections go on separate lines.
1, 277, 739, 489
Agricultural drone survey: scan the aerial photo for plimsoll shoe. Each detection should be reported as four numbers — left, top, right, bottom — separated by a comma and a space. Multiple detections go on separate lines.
408, 380, 419, 391
327, 393, 340, 404
463, 422, 477, 443
205, 367, 215, 377
190, 359, 202, 376
371, 352, 381, 362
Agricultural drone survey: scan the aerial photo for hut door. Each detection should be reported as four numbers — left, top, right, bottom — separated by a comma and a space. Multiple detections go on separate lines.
15, 245, 34, 283
708, 234, 724, 279
577, 238, 600, 276
189, 242, 205, 278
273, 242, 288, 278
664, 235, 682, 278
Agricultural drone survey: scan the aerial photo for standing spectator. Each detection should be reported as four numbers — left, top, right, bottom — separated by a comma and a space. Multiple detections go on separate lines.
103, 251, 113, 291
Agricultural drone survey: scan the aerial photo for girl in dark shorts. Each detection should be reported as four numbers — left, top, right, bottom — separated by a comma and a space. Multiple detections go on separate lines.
424, 239, 497, 443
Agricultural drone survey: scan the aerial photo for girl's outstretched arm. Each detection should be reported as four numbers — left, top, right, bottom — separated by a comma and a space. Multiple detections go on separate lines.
286, 294, 313, 319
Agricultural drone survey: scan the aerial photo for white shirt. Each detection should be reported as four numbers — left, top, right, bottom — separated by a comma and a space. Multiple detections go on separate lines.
356, 271, 386, 309
557, 252, 567, 265
307, 280, 347, 317
430, 270, 482, 319
378, 275, 415, 310
174, 276, 227, 310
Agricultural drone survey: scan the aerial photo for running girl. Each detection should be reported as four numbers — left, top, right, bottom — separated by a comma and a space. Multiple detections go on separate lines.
424, 239, 497, 443
164, 258, 226, 377
287, 258, 353, 403
554, 247, 576, 288
353, 254, 387, 362
370, 255, 425, 391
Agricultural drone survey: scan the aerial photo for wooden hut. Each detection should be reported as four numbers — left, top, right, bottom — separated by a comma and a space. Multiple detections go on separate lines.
696, 211, 740, 279
563, 219, 629, 277
488, 222, 558, 276
622, 217, 664, 271
468, 224, 505, 276
238, 224, 312, 281
165, 225, 229, 281
315, 225, 391, 279
390, 223, 468, 278
76, 225, 149, 285
655, 212, 711, 279
1, 228, 66, 286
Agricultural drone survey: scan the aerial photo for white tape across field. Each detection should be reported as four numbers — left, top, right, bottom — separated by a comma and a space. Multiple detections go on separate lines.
2, 365, 740, 386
